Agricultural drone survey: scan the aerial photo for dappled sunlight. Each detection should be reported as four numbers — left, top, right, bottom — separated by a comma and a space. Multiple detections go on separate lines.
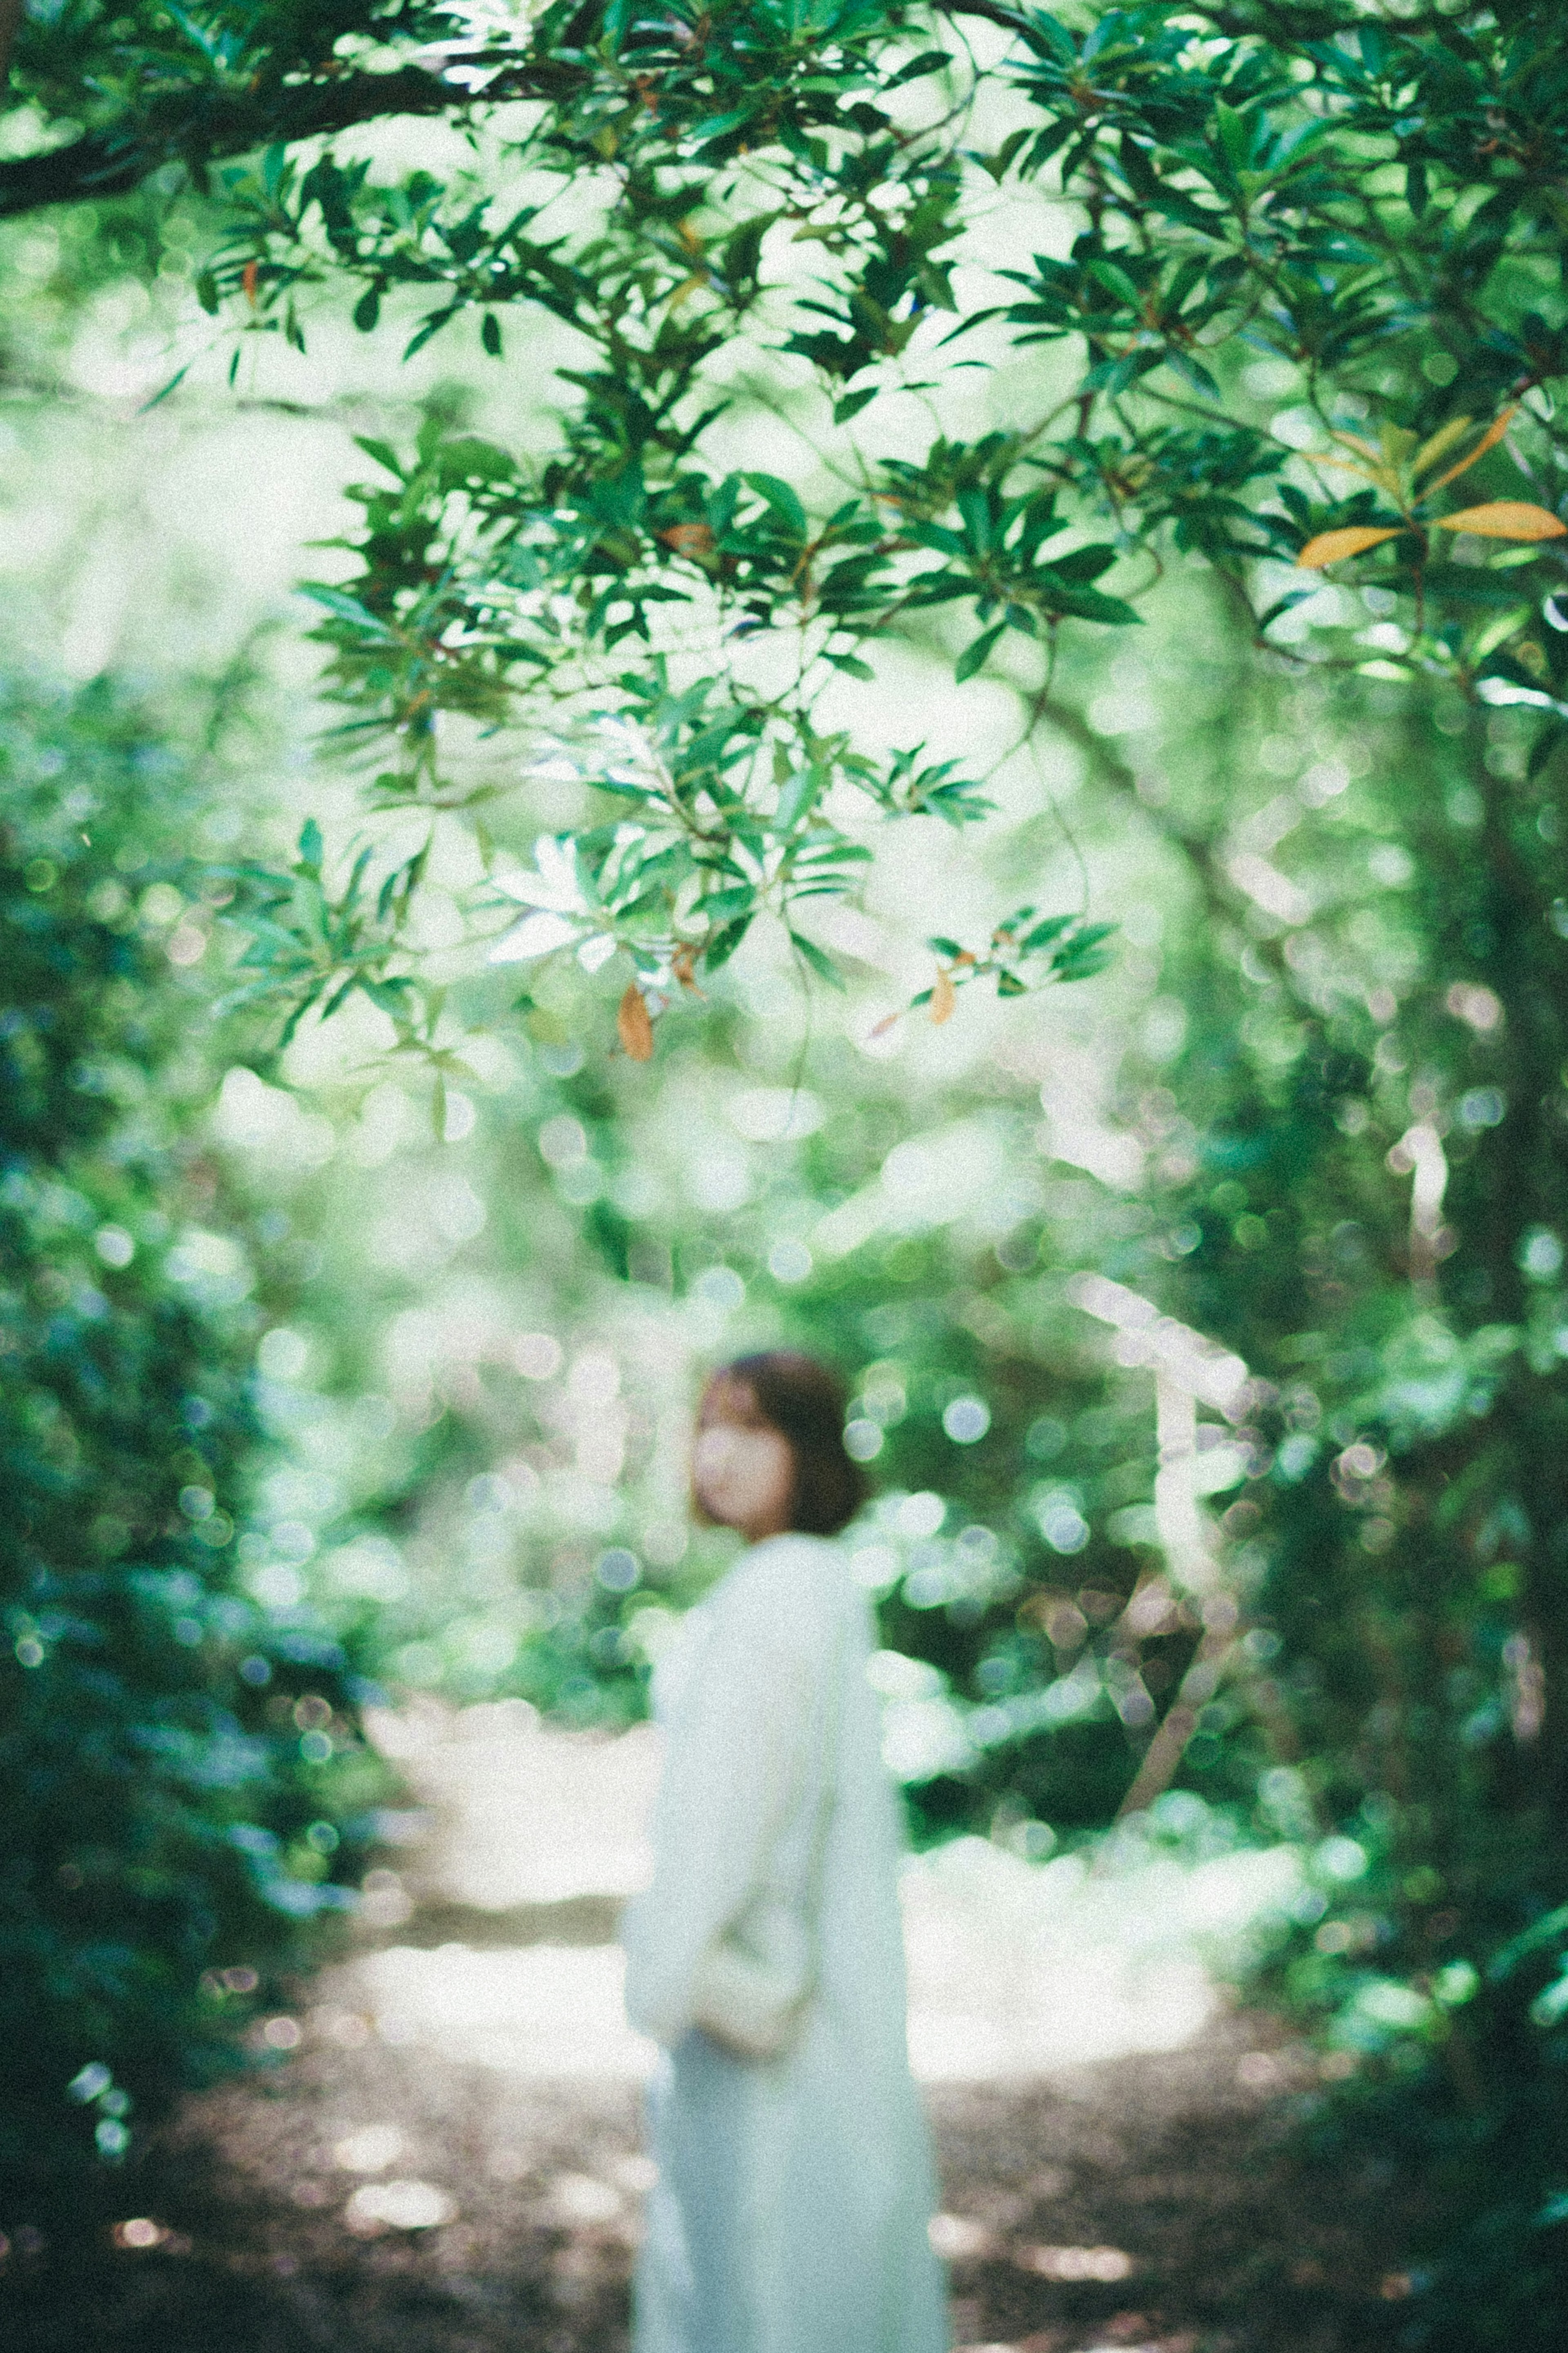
361, 1943, 655, 2081
340, 1716, 1299, 2088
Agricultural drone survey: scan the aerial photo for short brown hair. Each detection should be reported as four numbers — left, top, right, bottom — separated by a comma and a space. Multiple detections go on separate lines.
713, 1351, 866, 1537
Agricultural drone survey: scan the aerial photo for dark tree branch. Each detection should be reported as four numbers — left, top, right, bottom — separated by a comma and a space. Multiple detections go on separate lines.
0, 62, 505, 220
2, 0, 1030, 223
0, 0, 22, 94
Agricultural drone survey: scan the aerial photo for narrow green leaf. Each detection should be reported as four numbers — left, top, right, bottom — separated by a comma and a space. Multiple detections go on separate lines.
956, 624, 1006, 683
833, 386, 880, 426
138, 362, 193, 414
788, 931, 846, 989
297, 583, 396, 637
743, 472, 809, 539
885, 47, 950, 85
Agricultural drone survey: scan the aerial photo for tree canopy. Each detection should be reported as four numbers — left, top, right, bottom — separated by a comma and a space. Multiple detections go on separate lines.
7, 0, 1565, 1057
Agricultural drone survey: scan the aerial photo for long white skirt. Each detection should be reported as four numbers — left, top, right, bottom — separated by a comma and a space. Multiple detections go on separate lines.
634, 2016, 949, 2353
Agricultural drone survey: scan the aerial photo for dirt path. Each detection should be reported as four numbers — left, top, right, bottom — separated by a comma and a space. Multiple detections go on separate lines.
3, 1713, 1414, 2353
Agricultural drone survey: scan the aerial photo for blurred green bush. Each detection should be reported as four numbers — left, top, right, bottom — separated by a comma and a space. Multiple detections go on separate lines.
0, 675, 387, 2219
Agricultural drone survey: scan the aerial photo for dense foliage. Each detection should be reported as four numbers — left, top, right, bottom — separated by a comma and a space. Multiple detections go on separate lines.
0, 676, 387, 2221
5, 0, 1568, 2337
8, 0, 1567, 1050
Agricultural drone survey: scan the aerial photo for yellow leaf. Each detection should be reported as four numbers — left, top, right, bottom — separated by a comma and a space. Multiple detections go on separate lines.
1296, 526, 1403, 568
1412, 414, 1474, 479
1425, 406, 1518, 494
930, 967, 956, 1025
1308, 448, 1402, 500
617, 984, 655, 1061
1306, 452, 1384, 488
1432, 501, 1566, 541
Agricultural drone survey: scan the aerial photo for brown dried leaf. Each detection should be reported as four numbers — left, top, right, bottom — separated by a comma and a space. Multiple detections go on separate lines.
1431, 500, 1567, 541
617, 984, 655, 1061
1296, 525, 1402, 568
930, 967, 956, 1026
659, 523, 716, 555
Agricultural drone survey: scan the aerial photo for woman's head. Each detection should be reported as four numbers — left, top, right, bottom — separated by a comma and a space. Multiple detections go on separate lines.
692, 1351, 866, 1543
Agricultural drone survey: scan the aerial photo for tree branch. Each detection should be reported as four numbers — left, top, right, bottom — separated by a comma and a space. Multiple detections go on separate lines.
0, 0, 22, 95
4, 0, 1029, 222
0, 63, 498, 220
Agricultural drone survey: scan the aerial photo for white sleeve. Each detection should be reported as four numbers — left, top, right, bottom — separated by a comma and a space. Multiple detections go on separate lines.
620, 1551, 828, 2045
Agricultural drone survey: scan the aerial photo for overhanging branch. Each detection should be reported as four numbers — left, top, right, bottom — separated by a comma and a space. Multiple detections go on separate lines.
0, 62, 511, 220
3, 0, 1031, 221
0, 0, 22, 95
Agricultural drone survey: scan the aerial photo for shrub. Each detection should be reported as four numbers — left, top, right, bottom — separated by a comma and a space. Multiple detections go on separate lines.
0, 675, 386, 2219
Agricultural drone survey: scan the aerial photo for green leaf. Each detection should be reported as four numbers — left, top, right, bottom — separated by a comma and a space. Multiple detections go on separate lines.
403, 305, 461, 361
700, 887, 756, 923
956, 624, 1006, 682
775, 767, 828, 832
352, 437, 404, 481
1042, 584, 1143, 626
297, 584, 396, 638
886, 47, 951, 86
788, 931, 846, 988
833, 386, 880, 426
703, 916, 752, 971
743, 473, 809, 539
964, 125, 1033, 185
138, 362, 193, 413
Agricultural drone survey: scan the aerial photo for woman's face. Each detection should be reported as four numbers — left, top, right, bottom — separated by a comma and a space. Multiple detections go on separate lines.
692, 1376, 796, 1543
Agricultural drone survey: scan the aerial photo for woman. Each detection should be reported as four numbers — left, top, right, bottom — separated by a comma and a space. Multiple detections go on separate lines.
621, 1351, 949, 2353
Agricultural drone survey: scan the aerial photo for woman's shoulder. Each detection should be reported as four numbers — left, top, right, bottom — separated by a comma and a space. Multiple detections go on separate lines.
744, 1529, 844, 1579
715, 1532, 845, 1620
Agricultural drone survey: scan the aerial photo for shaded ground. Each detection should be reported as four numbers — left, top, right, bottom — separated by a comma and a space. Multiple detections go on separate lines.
2, 1715, 1419, 2351
0, 1999, 1418, 2353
